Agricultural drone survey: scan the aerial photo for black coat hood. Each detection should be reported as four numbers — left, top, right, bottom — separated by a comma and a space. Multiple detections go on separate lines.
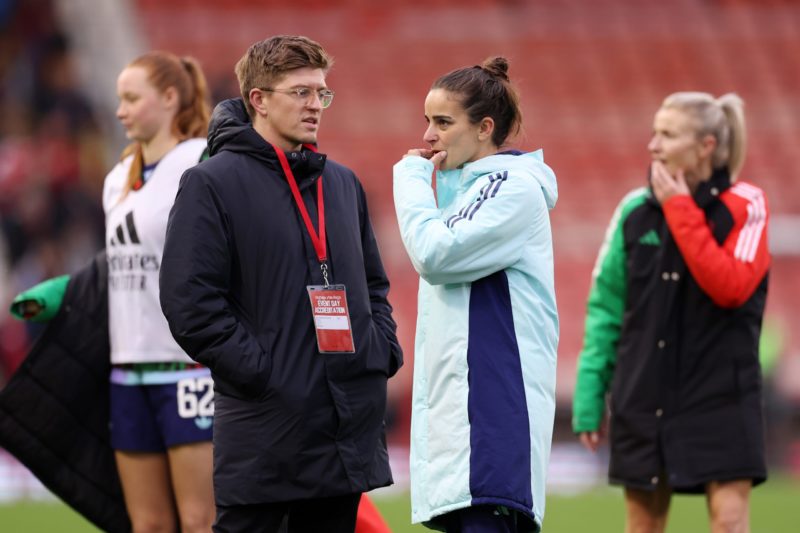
208, 97, 260, 157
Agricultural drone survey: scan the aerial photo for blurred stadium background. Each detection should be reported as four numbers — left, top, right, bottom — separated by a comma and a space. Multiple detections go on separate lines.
1, 0, 798, 531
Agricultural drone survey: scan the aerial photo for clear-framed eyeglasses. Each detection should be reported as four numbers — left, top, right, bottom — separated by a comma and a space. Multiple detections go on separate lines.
260, 87, 335, 108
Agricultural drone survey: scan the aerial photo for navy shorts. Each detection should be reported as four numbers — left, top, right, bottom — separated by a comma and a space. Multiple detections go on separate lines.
110, 366, 214, 452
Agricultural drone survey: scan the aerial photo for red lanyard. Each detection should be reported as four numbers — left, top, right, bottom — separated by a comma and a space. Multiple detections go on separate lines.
269, 142, 327, 267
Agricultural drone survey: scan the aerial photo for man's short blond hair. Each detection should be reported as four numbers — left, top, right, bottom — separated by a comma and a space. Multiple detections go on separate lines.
235, 35, 333, 118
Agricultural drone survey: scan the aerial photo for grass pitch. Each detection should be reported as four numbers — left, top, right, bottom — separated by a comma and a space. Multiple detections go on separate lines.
0, 477, 796, 532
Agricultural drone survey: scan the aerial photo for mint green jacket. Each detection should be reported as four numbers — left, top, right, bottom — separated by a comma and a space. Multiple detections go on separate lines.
394, 151, 559, 530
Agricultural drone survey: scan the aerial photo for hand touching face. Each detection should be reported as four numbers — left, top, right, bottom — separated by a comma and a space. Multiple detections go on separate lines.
651, 160, 690, 204
418, 88, 487, 170
402, 148, 447, 168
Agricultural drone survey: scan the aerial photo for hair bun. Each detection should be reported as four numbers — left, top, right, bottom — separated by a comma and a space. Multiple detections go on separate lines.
481, 56, 510, 81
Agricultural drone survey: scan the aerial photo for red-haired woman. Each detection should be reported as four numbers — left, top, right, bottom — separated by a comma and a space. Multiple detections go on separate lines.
104, 51, 213, 532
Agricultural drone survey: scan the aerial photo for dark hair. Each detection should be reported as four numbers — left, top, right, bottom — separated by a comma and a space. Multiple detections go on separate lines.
235, 35, 333, 118
120, 51, 211, 197
431, 56, 522, 147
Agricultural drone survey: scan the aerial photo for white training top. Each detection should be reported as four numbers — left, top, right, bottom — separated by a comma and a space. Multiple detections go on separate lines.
103, 138, 206, 364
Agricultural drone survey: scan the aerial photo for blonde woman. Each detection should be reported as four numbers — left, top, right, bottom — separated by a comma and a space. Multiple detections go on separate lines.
573, 92, 769, 533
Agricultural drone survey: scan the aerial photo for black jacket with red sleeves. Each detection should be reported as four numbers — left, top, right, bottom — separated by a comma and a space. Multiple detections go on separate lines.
574, 168, 769, 492
159, 98, 402, 504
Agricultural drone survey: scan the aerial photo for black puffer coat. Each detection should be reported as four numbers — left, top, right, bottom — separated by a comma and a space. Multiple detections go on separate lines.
611, 172, 768, 492
574, 169, 769, 493
0, 253, 132, 532
159, 98, 402, 504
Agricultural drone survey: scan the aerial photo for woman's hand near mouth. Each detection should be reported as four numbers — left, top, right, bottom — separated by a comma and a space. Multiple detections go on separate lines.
651, 160, 690, 204
403, 148, 447, 169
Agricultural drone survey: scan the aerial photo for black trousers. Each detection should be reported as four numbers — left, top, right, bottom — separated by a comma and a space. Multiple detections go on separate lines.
434, 505, 537, 533
213, 493, 362, 533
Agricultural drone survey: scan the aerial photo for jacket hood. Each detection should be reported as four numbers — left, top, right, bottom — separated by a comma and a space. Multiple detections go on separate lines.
448, 149, 558, 210
207, 98, 254, 157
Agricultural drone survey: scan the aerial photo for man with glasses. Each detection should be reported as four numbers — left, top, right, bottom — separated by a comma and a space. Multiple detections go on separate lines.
159, 35, 402, 533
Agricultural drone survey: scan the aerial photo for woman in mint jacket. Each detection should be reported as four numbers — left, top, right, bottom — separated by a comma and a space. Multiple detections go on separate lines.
393, 57, 559, 533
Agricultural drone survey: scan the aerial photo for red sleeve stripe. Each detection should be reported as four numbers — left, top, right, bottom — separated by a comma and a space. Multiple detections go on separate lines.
729, 183, 767, 263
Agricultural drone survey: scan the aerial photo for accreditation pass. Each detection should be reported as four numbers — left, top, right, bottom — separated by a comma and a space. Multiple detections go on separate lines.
307, 284, 356, 353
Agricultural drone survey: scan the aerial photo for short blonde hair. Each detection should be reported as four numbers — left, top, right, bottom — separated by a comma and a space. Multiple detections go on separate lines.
235, 35, 333, 118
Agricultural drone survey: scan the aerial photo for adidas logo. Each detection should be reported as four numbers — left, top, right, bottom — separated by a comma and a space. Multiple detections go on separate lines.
110, 211, 140, 246
638, 229, 660, 246
194, 416, 213, 430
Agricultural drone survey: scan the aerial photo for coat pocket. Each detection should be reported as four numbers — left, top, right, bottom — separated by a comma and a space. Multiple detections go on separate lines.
212, 329, 276, 400
364, 322, 393, 377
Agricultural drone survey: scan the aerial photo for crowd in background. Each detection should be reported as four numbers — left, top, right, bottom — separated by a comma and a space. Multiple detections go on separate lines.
0, 1, 108, 382
0, 0, 233, 384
